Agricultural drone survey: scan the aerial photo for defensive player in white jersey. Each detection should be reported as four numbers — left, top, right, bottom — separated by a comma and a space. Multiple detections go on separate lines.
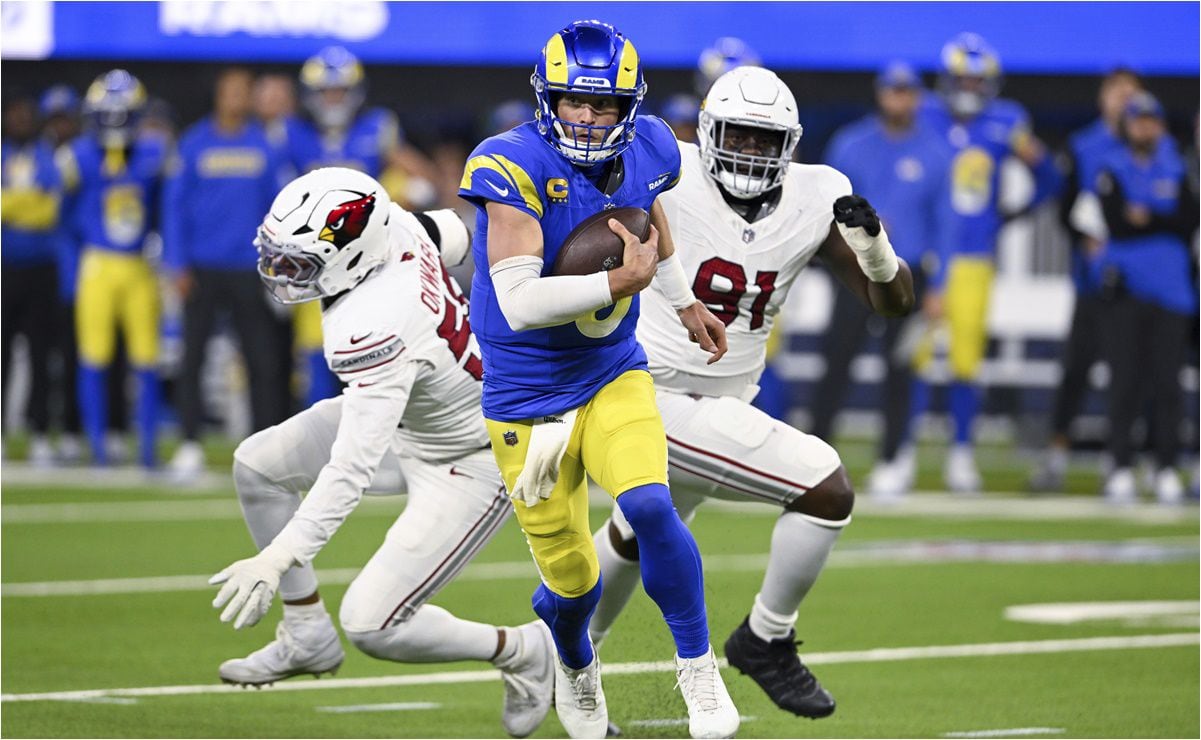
589, 67, 915, 719
208, 168, 554, 739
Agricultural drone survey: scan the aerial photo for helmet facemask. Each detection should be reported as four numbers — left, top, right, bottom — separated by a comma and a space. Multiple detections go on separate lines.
532, 76, 645, 164
255, 227, 327, 304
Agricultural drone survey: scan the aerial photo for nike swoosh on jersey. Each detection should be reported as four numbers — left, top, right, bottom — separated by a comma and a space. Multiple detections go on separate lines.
449, 466, 474, 479
487, 180, 510, 198
350, 334, 371, 344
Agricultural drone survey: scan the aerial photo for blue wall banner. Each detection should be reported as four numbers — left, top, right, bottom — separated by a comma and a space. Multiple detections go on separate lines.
3, 1, 1198, 75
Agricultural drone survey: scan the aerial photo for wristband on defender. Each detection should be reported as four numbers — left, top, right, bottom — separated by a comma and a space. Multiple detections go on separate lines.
655, 253, 696, 310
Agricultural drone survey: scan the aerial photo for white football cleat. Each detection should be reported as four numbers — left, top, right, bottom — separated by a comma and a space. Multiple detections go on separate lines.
497, 620, 554, 738
867, 459, 907, 502
553, 649, 608, 739
168, 441, 206, 483
675, 646, 740, 739
944, 444, 981, 494
1103, 467, 1138, 506
57, 434, 83, 465
28, 436, 56, 468
1154, 468, 1184, 506
218, 615, 344, 686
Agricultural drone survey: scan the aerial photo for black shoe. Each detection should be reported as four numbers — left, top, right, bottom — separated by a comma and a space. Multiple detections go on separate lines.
724, 616, 836, 719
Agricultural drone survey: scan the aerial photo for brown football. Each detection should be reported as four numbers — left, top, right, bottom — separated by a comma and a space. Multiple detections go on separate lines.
550, 207, 650, 276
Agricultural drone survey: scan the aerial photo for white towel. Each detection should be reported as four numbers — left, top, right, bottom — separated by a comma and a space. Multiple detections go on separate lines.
509, 408, 579, 508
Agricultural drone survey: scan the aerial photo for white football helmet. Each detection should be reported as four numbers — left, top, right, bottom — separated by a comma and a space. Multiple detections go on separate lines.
698, 66, 802, 199
256, 168, 392, 304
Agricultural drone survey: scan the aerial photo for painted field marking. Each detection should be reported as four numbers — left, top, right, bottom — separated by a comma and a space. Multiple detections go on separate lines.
316, 701, 441, 713
1005, 601, 1199, 628
629, 715, 757, 728
5, 540, 1195, 598
2, 632, 1195, 703
943, 728, 1065, 738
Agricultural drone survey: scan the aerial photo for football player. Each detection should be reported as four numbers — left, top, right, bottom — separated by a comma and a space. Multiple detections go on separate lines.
588, 66, 915, 719
909, 33, 1061, 492
209, 168, 554, 739
284, 46, 440, 408
55, 70, 170, 468
458, 20, 738, 740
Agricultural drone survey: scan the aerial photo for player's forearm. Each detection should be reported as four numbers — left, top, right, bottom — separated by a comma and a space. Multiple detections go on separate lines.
491, 255, 612, 331
271, 388, 408, 565
866, 257, 915, 317
650, 199, 675, 260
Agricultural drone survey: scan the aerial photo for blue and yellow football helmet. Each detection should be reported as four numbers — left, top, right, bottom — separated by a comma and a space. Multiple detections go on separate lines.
83, 70, 147, 147
300, 46, 366, 130
530, 20, 647, 164
938, 32, 1002, 117
695, 37, 761, 97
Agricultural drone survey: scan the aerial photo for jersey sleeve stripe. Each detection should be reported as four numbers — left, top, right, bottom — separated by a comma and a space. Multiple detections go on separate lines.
666, 433, 812, 492
491, 154, 544, 218
339, 353, 401, 374
459, 155, 518, 193
332, 334, 398, 354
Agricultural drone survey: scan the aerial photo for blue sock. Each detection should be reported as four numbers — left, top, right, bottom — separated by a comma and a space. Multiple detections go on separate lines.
306, 351, 338, 407
617, 483, 708, 658
532, 580, 601, 670
135, 369, 160, 468
948, 381, 978, 445
78, 364, 108, 465
902, 378, 931, 448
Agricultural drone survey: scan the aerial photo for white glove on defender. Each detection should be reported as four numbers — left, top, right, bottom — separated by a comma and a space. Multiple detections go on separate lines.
833, 194, 899, 284
209, 542, 297, 629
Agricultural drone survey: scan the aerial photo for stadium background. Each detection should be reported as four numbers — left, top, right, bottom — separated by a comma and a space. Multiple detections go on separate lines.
3, 0, 1199, 453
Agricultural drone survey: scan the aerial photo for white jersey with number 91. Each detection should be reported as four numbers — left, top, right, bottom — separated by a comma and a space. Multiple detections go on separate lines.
639, 140, 852, 400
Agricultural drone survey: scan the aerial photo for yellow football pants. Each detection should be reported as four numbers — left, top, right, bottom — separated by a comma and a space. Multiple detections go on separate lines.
913, 256, 994, 380
486, 369, 669, 598
75, 248, 159, 368
293, 300, 324, 352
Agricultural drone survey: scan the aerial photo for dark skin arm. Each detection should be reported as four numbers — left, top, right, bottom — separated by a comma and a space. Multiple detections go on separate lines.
816, 221, 915, 317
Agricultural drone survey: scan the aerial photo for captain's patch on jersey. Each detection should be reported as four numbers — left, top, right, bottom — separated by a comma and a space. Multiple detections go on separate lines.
330, 334, 405, 374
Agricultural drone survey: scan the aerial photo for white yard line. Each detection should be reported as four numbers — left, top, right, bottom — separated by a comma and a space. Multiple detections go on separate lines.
2, 633, 1195, 703
3, 490, 1196, 525
5, 540, 1196, 598
629, 716, 757, 728
316, 702, 441, 713
943, 728, 1065, 738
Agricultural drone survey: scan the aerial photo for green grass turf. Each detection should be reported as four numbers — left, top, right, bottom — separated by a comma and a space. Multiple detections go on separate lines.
2, 475, 1197, 738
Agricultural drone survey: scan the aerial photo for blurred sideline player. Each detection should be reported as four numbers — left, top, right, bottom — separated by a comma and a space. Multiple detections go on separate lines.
908, 33, 1060, 493
2, 94, 62, 464
810, 61, 955, 499
284, 46, 439, 408
1028, 67, 1142, 492
55, 70, 169, 467
588, 66, 915, 719
459, 20, 738, 738
210, 168, 555, 739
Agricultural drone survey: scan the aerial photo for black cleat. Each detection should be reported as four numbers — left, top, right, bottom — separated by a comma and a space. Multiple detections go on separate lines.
723, 617, 836, 719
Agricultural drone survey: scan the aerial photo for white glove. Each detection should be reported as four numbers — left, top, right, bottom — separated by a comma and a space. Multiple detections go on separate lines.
833, 194, 899, 283
509, 408, 579, 508
209, 542, 297, 630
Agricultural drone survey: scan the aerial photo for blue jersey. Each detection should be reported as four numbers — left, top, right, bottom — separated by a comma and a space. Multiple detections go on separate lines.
56, 133, 168, 255
283, 108, 399, 178
824, 115, 956, 286
459, 116, 682, 421
919, 94, 1060, 258
1090, 144, 1197, 315
1, 138, 61, 265
161, 117, 281, 271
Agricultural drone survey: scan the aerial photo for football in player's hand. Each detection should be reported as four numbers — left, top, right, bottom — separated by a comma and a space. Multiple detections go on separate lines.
551, 207, 650, 276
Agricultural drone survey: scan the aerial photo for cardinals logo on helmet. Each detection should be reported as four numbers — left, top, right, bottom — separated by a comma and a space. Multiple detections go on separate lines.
319, 193, 376, 249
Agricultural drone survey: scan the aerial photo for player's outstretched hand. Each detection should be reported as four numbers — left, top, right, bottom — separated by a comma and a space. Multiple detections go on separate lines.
209, 543, 296, 630
678, 301, 728, 364
608, 219, 659, 299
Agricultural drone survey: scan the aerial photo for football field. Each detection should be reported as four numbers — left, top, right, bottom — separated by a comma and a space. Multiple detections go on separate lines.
2, 447, 1198, 739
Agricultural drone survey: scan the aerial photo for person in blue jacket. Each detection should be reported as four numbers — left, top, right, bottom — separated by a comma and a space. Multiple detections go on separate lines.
1029, 67, 1143, 492
811, 61, 956, 500
1079, 92, 1198, 504
161, 67, 290, 482
2, 94, 62, 465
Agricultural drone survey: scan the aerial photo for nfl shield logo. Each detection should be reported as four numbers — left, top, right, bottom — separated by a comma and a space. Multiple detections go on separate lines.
503, 430, 519, 446
742, 228, 755, 244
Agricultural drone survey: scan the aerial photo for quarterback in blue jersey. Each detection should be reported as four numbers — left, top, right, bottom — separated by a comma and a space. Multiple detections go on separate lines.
911, 33, 1062, 492
56, 70, 169, 468
459, 21, 738, 739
